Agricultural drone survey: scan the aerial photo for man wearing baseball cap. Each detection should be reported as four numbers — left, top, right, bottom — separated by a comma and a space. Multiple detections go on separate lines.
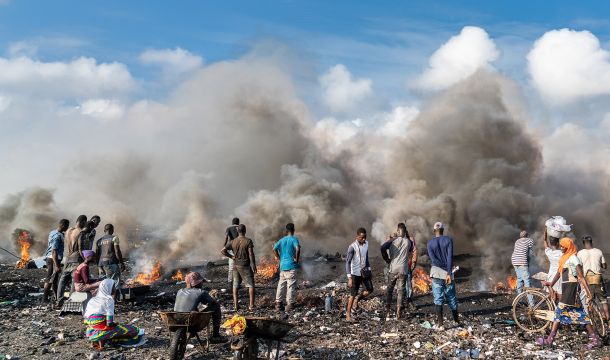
427, 222, 459, 329
174, 272, 226, 343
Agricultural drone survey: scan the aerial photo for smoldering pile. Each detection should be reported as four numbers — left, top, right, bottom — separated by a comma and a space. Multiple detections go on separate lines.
0, 60, 609, 277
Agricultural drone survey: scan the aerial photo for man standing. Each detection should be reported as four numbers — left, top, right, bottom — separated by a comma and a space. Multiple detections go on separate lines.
221, 224, 257, 311
273, 223, 301, 312
56, 215, 87, 306
381, 223, 413, 319
345, 227, 373, 322
82, 215, 101, 251
42, 219, 69, 303
427, 222, 459, 328
174, 272, 226, 343
406, 230, 418, 311
224, 218, 240, 286
578, 235, 609, 325
511, 230, 535, 306
96, 224, 126, 292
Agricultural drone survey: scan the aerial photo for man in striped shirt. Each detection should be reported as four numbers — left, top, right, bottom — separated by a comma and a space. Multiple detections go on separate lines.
511, 230, 534, 305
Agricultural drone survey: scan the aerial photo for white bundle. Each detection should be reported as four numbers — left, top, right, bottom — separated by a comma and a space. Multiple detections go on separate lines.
545, 216, 572, 238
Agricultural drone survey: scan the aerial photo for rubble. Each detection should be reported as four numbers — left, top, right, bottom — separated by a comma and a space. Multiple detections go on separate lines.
0, 255, 608, 359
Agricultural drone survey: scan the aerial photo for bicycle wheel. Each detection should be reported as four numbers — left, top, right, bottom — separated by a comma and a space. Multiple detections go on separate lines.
589, 303, 607, 337
512, 290, 554, 333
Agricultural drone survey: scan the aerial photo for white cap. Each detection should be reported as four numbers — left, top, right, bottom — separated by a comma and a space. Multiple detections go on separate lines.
433, 222, 444, 230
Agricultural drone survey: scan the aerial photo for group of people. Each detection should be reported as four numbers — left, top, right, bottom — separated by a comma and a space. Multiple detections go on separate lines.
220, 218, 301, 312
511, 228, 608, 349
219, 218, 458, 328
345, 221, 457, 326
42, 215, 126, 306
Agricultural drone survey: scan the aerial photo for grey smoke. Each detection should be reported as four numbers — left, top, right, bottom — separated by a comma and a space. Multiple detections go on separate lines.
2, 56, 609, 278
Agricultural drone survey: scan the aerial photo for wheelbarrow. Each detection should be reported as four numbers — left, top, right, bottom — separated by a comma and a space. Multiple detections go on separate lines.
160, 311, 212, 360
232, 317, 294, 360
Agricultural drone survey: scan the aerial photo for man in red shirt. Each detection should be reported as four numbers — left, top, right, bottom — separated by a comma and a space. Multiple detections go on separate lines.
73, 250, 101, 295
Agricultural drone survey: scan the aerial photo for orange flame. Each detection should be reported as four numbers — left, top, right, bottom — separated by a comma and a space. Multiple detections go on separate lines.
507, 275, 517, 291
171, 270, 184, 281
255, 258, 279, 281
494, 281, 506, 292
129, 260, 162, 285
16, 231, 31, 269
412, 267, 432, 294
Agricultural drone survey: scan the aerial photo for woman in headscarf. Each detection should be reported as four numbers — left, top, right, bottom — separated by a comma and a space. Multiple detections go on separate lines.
537, 237, 602, 349
83, 279, 144, 349
72, 250, 101, 295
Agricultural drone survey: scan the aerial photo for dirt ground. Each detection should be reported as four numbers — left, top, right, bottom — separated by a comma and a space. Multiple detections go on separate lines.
0, 254, 609, 360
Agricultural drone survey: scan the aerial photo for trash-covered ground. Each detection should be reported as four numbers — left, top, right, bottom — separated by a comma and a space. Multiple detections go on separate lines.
0, 254, 608, 360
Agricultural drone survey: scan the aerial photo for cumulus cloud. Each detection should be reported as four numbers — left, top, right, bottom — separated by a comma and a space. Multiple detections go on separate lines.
0, 56, 135, 99
528, 29, 610, 104
139, 47, 203, 78
79, 99, 125, 120
319, 64, 372, 113
415, 26, 499, 91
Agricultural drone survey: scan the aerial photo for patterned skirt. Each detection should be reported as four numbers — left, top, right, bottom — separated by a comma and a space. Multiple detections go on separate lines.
554, 302, 591, 325
84, 314, 141, 344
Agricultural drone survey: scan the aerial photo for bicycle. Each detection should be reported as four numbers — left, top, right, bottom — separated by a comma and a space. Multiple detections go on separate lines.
512, 286, 607, 337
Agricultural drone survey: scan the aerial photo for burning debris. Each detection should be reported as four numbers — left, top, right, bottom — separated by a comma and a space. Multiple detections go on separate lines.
127, 260, 162, 286
171, 269, 185, 281
255, 258, 279, 281
14, 230, 32, 269
493, 275, 518, 293
412, 267, 432, 294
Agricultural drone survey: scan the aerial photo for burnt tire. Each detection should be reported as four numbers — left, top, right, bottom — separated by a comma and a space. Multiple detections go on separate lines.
169, 328, 187, 360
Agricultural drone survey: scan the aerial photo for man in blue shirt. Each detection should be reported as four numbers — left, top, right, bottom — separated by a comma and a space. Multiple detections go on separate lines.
273, 223, 301, 312
427, 222, 459, 328
42, 219, 70, 303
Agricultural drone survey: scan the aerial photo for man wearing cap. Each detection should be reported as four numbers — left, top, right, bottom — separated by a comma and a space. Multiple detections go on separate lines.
578, 235, 609, 325
511, 230, 535, 306
427, 222, 459, 328
72, 250, 102, 295
174, 272, 226, 343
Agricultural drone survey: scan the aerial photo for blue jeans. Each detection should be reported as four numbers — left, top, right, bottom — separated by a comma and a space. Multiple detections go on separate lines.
404, 268, 413, 300
514, 265, 534, 306
431, 278, 458, 310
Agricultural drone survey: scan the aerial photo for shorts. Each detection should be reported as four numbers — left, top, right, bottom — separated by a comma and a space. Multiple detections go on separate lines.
44, 258, 59, 284
350, 275, 373, 297
233, 265, 254, 289
589, 283, 608, 304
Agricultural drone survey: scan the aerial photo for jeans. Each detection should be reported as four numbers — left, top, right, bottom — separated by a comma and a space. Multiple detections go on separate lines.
276, 270, 297, 305
431, 278, 458, 311
514, 265, 534, 306
56, 263, 78, 301
404, 268, 413, 300
386, 273, 406, 307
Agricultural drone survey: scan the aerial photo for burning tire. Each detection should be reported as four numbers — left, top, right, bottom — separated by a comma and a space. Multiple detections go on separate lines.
169, 327, 187, 360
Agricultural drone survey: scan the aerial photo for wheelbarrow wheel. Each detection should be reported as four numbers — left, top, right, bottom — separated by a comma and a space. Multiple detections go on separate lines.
169, 328, 188, 360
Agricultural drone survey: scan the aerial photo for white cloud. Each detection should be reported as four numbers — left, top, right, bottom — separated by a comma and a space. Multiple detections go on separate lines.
319, 64, 372, 113
0, 95, 11, 112
528, 29, 610, 104
415, 26, 499, 91
79, 99, 125, 120
0, 56, 135, 99
377, 105, 420, 137
139, 47, 203, 78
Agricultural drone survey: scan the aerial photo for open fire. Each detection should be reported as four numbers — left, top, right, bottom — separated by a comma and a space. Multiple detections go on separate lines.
256, 258, 279, 281
15, 231, 32, 269
128, 260, 162, 285
494, 275, 518, 293
412, 267, 432, 294
171, 269, 184, 281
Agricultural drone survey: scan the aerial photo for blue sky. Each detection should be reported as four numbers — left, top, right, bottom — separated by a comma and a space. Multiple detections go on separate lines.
2, 0, 609, 93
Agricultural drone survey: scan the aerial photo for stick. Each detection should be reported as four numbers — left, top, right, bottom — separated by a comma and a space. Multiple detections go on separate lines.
0, 246, 21, 260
